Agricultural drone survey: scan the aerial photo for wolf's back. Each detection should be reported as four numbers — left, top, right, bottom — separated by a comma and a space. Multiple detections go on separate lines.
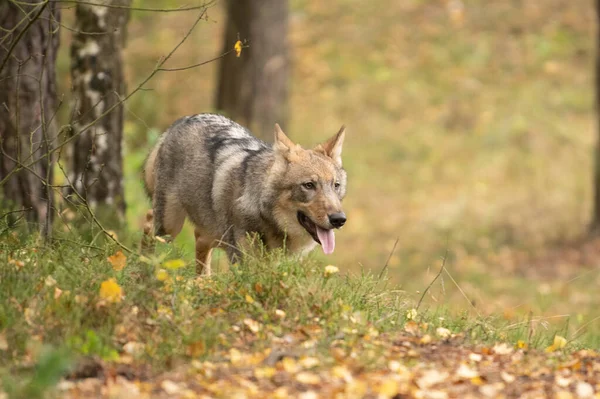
143, 114, 271, 215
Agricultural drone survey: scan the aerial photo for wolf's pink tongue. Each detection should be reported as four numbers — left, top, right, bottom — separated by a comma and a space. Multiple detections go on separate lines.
316, 227, 335, 255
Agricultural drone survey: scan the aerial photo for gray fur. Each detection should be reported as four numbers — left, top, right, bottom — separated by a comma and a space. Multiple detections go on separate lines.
144, 113, 347, 263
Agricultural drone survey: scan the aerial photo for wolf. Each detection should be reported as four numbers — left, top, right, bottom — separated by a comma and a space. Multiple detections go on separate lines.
142, 113, 347, 275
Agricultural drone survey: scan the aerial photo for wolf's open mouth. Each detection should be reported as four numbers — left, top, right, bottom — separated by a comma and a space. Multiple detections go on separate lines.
297, 211, 335, 254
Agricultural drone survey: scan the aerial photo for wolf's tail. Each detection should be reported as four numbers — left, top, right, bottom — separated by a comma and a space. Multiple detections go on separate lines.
143, 136, 164, 199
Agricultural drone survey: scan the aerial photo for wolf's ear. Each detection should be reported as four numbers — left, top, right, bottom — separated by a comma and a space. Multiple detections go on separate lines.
315, 125, 345, 166
273, 123, 296, 156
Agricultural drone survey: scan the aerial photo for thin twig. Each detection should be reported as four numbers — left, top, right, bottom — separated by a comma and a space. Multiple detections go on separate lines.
157, 49, 234, 72
50, 0, 215, 13
378, 237, 398, 279
443, 267, 481, 317
416, 247, 448, 310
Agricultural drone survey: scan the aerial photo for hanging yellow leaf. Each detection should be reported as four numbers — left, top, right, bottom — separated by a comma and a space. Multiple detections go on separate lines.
234, 40, 243, 57
99, 278, 123, 303
163, 259, 185, 270
107, 251, 127, 271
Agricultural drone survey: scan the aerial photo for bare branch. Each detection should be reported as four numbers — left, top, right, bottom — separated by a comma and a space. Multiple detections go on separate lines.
50, 0, 215, 13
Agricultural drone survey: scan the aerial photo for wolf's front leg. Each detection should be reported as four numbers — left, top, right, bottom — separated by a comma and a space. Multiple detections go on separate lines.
195, 228, 214, 276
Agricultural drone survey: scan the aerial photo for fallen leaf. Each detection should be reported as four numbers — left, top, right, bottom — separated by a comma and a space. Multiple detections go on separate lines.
275, 309, 286, 319
44, 275, 56, 287
456, 363, 479, 379
417, 369, 449, 389
545, 335, 567, 353
107, 251, 127, 271
163, 259, 185, 270
123, 341, 145, 357
575, 381, 594, 398
420, 334, 432, 344
406, 308, 418, 320
161, 380, 181, 395
492, 343, 513, 355
243, 318, 261, 334
99, 278, 123, 303
155, 269, 169, 281
436, 327, 451, 339
299, 356, 320, 369
296, 372, 321, 385
324, 265, 339, 277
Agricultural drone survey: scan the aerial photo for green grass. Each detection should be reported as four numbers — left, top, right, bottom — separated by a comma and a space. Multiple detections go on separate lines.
1, 220, 597, 394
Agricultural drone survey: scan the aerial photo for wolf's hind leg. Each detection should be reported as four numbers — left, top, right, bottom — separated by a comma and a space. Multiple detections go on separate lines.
195, 228, 213, 276
153, 192, 186, 240
141, 209, 155, 253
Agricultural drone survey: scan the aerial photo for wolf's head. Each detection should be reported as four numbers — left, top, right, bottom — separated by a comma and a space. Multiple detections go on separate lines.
269, 124, 347, 255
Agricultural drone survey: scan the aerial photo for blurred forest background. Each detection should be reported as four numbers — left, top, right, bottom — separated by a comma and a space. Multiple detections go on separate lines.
3, 0, 600, 327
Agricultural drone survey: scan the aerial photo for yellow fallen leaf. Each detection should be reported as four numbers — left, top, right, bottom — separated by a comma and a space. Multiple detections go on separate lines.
163, 259, 185, 270
243, 318, 261, 333
420, 334, 432, 344
295, 372, 321, 385
155, 269, 169, 281
299, 356, 320, 369
99, 278, 123, 303
406, 308, 418, 320
281, 357, 298, 373
436, 327, 451, 339
255, 367, 276, 379
245, 294, 255, 304
229, 348, 242, 365
107, 251, 127, 271
275, 309, 286, 319
377, 379, 398, 397
545, 335, 567, 353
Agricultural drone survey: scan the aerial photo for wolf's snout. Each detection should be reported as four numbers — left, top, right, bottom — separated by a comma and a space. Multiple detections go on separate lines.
328, 212, 346, 228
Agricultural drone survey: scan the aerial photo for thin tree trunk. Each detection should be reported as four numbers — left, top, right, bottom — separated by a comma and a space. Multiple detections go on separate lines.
215, 0, 290, 140
593, 0, 600, 233
67, 0, 129, 216
0, 1, 61, 237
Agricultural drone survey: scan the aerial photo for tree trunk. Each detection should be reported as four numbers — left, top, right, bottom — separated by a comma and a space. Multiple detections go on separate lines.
215, 0, 290, 140
0, 1, 61, 237
593, 0, 600, 233
67, 0, 129, 216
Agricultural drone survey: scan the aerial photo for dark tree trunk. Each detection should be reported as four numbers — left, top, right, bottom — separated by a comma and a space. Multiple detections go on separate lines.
593, 0, 600, 232
0, 1, 61, 236
67, 0, 129, 216
215, 0, 290, 140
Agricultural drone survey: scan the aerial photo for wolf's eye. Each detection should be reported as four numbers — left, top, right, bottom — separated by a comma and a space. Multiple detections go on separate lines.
302, 182, 316, 190
334, 182, 341, 189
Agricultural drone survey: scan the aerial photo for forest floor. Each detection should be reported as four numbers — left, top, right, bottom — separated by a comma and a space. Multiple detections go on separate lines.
1, 232, 599, 398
